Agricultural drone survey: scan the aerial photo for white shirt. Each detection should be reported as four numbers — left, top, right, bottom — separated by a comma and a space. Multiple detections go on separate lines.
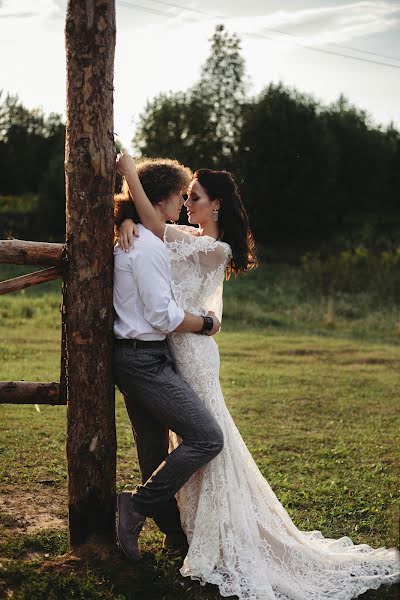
113, 224, 185, 340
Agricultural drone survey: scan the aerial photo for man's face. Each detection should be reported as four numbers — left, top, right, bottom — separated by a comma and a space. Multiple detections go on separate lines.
158, 191, 184, 222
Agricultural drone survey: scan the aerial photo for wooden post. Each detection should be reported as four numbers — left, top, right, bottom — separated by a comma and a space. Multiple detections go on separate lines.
64, 0, 116, 548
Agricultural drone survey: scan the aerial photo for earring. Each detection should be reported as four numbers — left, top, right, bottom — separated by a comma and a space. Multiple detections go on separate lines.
212, 208, 219, 222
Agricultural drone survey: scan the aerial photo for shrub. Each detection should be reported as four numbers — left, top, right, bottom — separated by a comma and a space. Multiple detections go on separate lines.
300, 247, 400, 301
0, 194, 41, 239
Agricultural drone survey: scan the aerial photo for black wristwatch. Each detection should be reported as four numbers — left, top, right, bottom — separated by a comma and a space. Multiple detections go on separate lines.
199, 315, 214, 334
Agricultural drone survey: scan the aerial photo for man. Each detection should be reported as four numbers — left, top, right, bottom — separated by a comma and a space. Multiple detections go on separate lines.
113, 156, 224, 562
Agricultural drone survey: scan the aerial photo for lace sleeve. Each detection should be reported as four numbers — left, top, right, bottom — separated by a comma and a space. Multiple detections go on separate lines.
164, 224, 231, 272
163, 224, 231, 321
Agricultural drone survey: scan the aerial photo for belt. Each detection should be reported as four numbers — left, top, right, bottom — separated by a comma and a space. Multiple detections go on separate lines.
115, 338, 168, 349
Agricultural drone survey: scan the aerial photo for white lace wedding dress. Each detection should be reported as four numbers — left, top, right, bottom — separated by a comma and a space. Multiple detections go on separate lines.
164, 224, 400, 600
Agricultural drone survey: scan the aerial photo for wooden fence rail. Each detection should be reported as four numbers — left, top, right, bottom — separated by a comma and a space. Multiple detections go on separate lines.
0, 266, 64, 295
0, 382, 63, 405
0, 239, 65, 265
0, 239, 66, 403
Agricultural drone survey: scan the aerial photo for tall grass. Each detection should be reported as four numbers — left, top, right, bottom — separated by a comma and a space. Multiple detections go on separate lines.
1, 256, 399, 343
1, 259, 399, 599
301, 247, 400, 299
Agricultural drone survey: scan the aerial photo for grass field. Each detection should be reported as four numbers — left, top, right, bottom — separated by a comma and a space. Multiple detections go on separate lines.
0, 264, 399, 599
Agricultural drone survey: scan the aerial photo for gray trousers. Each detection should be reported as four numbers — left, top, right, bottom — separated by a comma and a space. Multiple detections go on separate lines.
113, 341, 224, 521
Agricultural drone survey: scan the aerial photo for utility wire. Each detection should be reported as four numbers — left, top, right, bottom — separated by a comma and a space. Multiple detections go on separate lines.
330, 42, 400, 63
148, 0, 400, 63
146, 0, 223, 18
117, 0, 400, 69
246, 31, 400, 70
248, 25, 400, 64
118, 0, 176, 18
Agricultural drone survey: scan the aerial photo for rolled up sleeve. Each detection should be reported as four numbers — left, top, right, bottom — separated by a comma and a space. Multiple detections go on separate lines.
135, 247, 184, 333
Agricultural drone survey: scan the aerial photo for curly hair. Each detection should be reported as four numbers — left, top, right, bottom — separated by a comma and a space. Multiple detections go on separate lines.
193, 169, 257, 278
114, 157, 192, 227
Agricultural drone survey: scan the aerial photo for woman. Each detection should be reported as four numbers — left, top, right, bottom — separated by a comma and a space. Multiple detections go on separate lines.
116, 152, 399, 600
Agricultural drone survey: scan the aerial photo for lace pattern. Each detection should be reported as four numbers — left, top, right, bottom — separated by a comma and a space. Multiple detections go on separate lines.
164, 224, 231, 320
164, 224, 400, 600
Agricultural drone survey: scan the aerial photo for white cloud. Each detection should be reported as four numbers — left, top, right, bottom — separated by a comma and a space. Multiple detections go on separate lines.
0, 11, 36, 18
0, 0, 54, 19
219, 1, 400, 47
311, 16, 399, 46
0, 0, 399, 147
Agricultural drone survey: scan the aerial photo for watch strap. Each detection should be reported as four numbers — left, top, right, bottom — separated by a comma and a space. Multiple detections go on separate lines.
200, 315, 214, 334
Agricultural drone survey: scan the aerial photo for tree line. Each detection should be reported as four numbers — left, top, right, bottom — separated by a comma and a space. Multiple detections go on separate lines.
1, 25, 399, 252
0, 91, 65, 240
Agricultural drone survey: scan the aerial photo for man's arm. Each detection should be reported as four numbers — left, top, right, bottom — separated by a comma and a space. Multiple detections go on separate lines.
175, 312, 220, 336
134, 247, 220, 336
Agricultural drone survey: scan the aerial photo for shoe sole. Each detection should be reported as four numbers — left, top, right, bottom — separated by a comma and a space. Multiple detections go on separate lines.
116, 493, 141, 563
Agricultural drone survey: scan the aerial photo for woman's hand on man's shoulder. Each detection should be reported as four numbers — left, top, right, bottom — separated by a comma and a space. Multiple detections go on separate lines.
118, 219, 139, 252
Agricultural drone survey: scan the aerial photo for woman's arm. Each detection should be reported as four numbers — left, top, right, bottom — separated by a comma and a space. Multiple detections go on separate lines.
116, 152, 165, 239
118, 218, 136, 251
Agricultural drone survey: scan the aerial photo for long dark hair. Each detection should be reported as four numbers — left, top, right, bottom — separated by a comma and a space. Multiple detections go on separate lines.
193, 169, 257, 277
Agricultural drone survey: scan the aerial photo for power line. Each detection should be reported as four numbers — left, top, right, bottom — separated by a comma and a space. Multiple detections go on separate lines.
150, 0, 400, 64
117, 0, 400, 70
330, 43, 400, 63
129, 0, 400, 64
149, 0, 223, 18
245, 30, 400, 70
118, 0, 222, 19
118, 0, 175, 18
248, 25, 400, 64
305, 43, 400, 69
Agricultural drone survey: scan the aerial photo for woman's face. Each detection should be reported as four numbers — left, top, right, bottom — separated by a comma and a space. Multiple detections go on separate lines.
184, 180, 220, 226
159, 191, 185, 222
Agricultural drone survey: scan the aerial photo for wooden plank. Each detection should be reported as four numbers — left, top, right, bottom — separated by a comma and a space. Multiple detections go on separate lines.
0, 239, 65, 266
0, 381, 63, 405
0, 266, 64, 295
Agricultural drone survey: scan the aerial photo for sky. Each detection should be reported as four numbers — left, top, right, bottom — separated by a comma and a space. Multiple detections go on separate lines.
0, 0, 399, 149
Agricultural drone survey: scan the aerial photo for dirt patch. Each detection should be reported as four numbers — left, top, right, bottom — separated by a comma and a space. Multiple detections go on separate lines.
358, 357, 399, 366
0, 485, 67, 533
277, 349, 328, 356
340, 358, 400, 368
276, 349, 400, 368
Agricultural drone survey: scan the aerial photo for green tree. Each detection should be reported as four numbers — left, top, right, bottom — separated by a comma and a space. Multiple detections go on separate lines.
193, 24, 246, 162
385, 123, 400, 213
238, 84, 338, 245
133, 91, 221, 170
0, 91, 65, 197
133, 25, 246, 170
38, 148, 66, 240
320, 96, 392, 216
0, 91, 65, 240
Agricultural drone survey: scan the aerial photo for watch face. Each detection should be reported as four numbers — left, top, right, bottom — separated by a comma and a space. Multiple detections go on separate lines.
200, 315, 214, 334
205, 316, 213, 330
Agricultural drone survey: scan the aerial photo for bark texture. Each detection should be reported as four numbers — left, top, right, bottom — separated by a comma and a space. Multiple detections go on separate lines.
64, 0, 116, 548
0, 240, 65, 266
0, 381, 62, 405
